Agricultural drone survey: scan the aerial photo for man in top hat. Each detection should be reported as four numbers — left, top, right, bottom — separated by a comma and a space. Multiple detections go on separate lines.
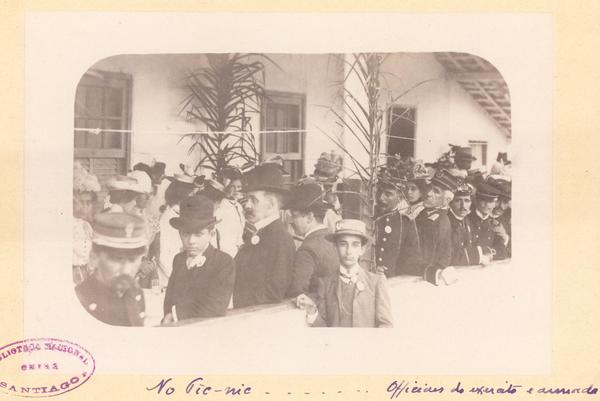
374, 168, 420, 278
448, 182, 492, 266
402, 169, 458, 285
75, 212, 148, 326
469, 182, 508, 260
233, 164, 296, 308
161, 195, 236, 323
296, 219, 393, 328
285, 183, 339, 298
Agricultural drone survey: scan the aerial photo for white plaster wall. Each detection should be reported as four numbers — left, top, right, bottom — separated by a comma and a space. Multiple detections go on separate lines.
87, 52, 509, 178
88, 53, 343, 177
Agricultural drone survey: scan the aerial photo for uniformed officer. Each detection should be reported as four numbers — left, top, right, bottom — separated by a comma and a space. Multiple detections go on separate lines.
75, 212, 148, 326
374, 171, 420, 278
448, 182, 492, 266
408, 169, 459, 285
469, 183, 508, 259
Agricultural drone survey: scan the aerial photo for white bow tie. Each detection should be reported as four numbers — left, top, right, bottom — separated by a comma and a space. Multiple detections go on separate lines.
186, 255, 206, 269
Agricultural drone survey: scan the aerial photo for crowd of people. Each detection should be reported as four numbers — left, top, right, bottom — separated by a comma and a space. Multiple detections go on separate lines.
72, 144, 512, 328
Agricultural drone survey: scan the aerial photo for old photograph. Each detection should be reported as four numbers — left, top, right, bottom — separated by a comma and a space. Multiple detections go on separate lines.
72, 52, 513, 328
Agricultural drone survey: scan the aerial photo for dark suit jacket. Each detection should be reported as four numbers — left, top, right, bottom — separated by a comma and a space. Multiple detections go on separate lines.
447, 212, 481, 266
233, 218, 295, 308
469, 211, 507, 259
398, 208, 452, 283
374, 210, 420, 277
163, 245, 235, 320
287, 227, 339, 298
75, 276, 145, 327
311, 267, 393, 328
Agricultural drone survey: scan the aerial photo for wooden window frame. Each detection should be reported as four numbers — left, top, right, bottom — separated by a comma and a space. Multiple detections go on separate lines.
386, 104, 418, 158
74, 70, 132, 169
260, 90, 306, 181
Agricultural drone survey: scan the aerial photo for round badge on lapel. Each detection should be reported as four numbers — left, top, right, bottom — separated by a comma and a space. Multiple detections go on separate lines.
251, 235, 260, 245
384, 225, 392, 234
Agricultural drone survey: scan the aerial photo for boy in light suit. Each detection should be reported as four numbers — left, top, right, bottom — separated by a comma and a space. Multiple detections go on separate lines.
297, 219, 393, 328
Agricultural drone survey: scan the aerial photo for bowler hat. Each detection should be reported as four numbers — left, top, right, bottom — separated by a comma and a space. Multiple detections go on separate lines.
92, 212, 148, 249
285, 183, 331, 211
325, 219, 371, 243
243, 164, 291, 196
169, 195, 219, 232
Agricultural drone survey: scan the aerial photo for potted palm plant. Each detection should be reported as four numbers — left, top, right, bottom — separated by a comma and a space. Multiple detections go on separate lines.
180, 53, 279, 183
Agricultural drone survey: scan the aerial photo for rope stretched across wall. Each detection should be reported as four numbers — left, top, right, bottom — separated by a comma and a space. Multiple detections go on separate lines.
73, 127, 418, 141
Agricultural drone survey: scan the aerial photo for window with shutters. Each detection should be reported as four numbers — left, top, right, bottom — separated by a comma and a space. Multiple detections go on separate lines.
261, 91, 305, 186
74, 70, 132, 183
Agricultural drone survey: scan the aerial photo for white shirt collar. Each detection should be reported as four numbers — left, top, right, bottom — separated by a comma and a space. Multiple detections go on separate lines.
253, 214, 280, 231
475, 208, 490, 220
449, 208, 465, 221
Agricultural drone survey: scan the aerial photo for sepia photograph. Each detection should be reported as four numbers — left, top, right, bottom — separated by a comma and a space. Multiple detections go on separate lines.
72, 52, 513, 328
22, 13, 552, 376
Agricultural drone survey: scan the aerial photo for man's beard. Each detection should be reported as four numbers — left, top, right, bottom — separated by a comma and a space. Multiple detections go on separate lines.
109, 274, 136, 295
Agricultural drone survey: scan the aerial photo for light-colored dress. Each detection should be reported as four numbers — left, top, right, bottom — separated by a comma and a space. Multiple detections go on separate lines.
158, 205, 182, 288
212, 199, 245, 258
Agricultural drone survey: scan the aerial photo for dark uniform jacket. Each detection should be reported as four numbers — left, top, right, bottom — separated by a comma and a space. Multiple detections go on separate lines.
447, 210, 481, 266
163, 245, 235, 320
75, 276, 145, 327
233, 218, 296, 308
287, 227, 339, 298
310, 267, 393, 328
398, 208, 452, 282
469, 210, 507, 259
374, 210, 420, 277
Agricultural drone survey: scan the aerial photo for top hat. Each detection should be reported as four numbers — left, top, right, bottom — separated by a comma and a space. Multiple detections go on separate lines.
243, 164, 291, 196
92, 212, 148, 249
430, 169, 462, 193
325, 219, 371, 243
169, 195, 219, 232
285, 183, 331, 211
476, 183, 501, 201
453, 145, 477, 161
106, 175, 147, 194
